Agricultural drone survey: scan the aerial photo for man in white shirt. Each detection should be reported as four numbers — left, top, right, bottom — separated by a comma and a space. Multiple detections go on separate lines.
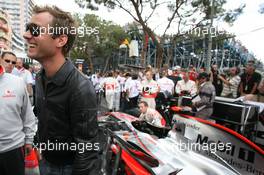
125, 73, 141, 108
138, 101, 164, 127
92, 72, 104, 104
157, 70, 175, 95
175, 71, 197, 96
140, 69, 160, 109
219, 67, 241, 98
100, 72, 120, 111
12, 58, 34, 103
0, 61, 37, 175
116, 71, 126, 93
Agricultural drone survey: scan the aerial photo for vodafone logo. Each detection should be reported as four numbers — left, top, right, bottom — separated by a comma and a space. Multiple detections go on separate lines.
2, 89, 16, 98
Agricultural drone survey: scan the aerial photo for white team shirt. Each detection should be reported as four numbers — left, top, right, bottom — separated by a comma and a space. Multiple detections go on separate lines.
101, 77, 120, 94
12, 67, 33, 85
140, 79, 159, 98
175, 79, 197, 96
157, 77, 175, 94
125, 79, 141, 98
139, 108, 163, 127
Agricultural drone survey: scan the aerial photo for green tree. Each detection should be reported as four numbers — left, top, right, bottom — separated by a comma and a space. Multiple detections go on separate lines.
70, 14, 128, 72
75, 0, 244, 68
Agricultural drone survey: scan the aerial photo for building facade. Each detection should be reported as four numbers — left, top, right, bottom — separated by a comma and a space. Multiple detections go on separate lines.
0, 0, 35, 37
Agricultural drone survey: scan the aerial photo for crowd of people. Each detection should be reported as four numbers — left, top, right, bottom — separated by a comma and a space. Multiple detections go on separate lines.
91, 61, 264, 122
1, 50, 41, 105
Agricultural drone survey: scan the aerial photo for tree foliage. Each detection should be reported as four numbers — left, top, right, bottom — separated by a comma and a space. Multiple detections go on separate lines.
75, 0, 245, 68
70, 14, 128, 71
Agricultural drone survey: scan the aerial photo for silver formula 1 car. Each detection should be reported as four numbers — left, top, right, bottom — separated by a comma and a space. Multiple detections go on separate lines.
98, 112, 264, 175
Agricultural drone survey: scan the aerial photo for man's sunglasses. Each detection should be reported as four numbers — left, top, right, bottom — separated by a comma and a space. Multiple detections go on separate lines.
26, 23, 41, 37
4, 59, 16, 65
25, 23, 58, 39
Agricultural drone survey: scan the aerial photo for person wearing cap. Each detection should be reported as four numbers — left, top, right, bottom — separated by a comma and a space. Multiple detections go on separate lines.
173, 66, 182, 77
0, 55, 37, 175
192, 72, 216, 119
167, 66, 182, 95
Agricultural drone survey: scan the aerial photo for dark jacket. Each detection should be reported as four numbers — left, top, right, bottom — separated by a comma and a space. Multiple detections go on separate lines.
34, 59, 100, 175
211, 72, 223, 96
196, 81, 216, 109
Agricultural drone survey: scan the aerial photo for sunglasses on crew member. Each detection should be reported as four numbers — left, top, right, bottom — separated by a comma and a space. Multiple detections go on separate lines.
25, 23, 41, 37
4, 59, 16, 65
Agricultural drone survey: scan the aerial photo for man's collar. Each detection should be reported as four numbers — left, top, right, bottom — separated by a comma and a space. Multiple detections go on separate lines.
17, 67, 24, 71
40, 59, 75, 86
200, 82, 206, 87
147, 79, 153, 82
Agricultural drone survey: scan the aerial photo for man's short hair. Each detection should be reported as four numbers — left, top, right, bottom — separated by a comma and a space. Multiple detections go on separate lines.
1, 51, 17, 59
145, 69, 152, 74
33, 6, 77, 56
125, 72, 131, 77
139, 101, 148, 107
181, 69, 189, 74
131, 73, 138, 80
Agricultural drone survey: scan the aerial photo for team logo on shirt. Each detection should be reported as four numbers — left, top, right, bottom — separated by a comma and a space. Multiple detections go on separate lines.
2, 90, 16, 98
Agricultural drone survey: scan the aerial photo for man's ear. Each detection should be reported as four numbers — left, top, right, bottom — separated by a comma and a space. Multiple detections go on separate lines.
56, 34, 68, 48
